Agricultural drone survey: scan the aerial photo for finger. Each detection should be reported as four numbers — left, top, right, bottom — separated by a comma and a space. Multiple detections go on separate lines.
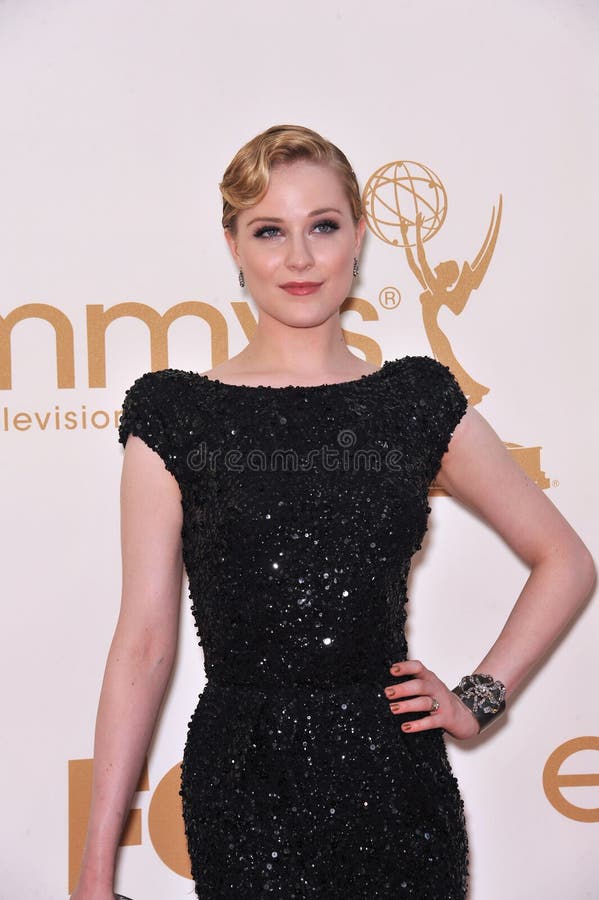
389, 696, 438, 715
400, 715, 444, 733
389, 659, 426, 677
385, 677, 429, 700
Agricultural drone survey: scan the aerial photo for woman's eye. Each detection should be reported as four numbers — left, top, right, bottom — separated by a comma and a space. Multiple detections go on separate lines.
313, 219, 340, 234
253, 225, 281, 239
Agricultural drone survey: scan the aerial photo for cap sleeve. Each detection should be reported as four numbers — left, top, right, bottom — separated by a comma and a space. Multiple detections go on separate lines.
117, 370, 181, 480
412, 356, 469, 484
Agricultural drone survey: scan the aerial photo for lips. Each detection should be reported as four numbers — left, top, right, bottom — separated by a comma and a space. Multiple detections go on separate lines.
280, 281, 323, 296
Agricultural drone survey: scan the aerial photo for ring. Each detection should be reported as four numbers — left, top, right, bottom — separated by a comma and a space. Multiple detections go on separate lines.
429, 697, 440, 714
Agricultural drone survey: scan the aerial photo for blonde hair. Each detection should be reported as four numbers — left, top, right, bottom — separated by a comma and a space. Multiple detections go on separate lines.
219, 124, 362, 234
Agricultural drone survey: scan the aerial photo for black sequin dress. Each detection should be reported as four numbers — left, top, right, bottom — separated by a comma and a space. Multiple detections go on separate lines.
117, 355, 469, 899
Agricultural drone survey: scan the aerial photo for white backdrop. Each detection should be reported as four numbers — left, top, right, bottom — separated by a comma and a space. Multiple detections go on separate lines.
1, 1, 597, 898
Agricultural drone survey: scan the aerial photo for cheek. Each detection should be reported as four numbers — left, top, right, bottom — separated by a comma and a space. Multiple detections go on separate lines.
321, 242, 353, 274
247, 248, 281, 276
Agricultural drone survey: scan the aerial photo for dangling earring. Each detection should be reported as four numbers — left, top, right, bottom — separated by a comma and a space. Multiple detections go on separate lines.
238, 268, 245, 288
353, 257, 359, 277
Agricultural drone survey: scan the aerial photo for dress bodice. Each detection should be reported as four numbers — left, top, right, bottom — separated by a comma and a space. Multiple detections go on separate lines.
117, 355, 467, 689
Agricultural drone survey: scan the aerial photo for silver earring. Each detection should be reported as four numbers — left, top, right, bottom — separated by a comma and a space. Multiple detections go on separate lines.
353, 257, 359, 277
238, 268, 245, 288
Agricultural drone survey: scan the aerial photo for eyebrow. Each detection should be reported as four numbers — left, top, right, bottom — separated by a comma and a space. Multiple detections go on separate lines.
246, 207, 343, 228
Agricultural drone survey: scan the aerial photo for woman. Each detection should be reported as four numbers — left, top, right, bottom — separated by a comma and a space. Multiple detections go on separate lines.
71, 124, 595, 899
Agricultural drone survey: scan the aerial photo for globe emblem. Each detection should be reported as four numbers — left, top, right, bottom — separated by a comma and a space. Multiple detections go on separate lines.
362, 160, 447, 248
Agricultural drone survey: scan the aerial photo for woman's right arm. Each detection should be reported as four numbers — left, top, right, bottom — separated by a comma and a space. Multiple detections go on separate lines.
71, 434, 185, 899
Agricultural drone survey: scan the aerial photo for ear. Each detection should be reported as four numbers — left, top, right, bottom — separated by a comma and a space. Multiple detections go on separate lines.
354, 216, 367, 255
224, 228, 241, 266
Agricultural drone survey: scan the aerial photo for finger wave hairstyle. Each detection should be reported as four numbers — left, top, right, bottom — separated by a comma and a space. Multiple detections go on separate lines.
219, 124, 362, 234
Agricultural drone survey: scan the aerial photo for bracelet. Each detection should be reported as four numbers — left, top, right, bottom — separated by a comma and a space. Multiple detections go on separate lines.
451, 673, 506, 734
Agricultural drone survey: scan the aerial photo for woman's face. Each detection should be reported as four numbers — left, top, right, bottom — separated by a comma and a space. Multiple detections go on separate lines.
224, 160, 366, 325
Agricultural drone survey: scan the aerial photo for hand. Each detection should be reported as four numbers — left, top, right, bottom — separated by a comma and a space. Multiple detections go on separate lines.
384, 659, 480, 740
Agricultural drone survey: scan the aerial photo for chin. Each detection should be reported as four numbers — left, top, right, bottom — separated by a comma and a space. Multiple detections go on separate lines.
266, 304, 340, 328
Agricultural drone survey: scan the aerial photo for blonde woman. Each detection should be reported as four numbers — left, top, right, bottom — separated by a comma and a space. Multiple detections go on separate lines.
71, 125, 595, 899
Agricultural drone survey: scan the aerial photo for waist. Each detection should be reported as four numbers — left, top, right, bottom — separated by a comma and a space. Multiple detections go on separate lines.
207, 673, 390, 694
204, 648, 407, 692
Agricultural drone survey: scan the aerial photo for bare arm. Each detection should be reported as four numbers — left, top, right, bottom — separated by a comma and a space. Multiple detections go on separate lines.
71, 435, 184, 897
385, 406, 596, 737
438, 407, 595, 696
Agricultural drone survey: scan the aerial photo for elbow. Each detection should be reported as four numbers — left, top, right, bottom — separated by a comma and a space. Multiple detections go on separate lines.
567, 540, 597, 611
534, 538, 597, 613
137, 635, 177, 674
578, 545, 597, 600
114, 627, 177, 676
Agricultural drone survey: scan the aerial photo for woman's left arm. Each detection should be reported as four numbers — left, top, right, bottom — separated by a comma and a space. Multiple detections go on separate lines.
386, 405, 596, 737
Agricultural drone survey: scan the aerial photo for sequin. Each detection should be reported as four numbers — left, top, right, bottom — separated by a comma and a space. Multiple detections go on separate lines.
117, 355, 469, 898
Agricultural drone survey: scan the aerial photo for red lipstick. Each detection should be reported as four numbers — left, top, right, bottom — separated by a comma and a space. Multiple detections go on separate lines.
280, 281, 323, 296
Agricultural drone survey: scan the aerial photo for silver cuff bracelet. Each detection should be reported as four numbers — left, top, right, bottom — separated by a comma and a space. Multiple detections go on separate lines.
451, 673, 506, 734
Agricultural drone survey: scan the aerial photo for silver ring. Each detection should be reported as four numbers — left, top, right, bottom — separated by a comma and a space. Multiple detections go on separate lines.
430, 697, 440, 714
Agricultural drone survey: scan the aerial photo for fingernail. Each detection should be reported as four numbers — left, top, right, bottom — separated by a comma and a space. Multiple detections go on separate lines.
390, 664, 401, 674
402, 723, 412, 731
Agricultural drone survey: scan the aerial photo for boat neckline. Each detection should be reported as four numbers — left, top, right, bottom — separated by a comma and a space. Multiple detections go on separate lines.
187, 358, 399, 391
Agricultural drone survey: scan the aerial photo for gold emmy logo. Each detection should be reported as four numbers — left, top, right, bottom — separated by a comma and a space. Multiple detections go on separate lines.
362, 160, 549, 491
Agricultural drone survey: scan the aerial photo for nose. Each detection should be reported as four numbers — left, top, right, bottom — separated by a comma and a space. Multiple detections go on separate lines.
285, 231, 314, 271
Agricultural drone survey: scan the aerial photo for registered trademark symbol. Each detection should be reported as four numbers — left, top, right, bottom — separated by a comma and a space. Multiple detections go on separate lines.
378, 286, 401, 309
552, 479, 560, 488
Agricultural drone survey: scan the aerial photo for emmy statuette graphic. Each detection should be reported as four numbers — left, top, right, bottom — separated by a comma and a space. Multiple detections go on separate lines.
362, 160, 549, 492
